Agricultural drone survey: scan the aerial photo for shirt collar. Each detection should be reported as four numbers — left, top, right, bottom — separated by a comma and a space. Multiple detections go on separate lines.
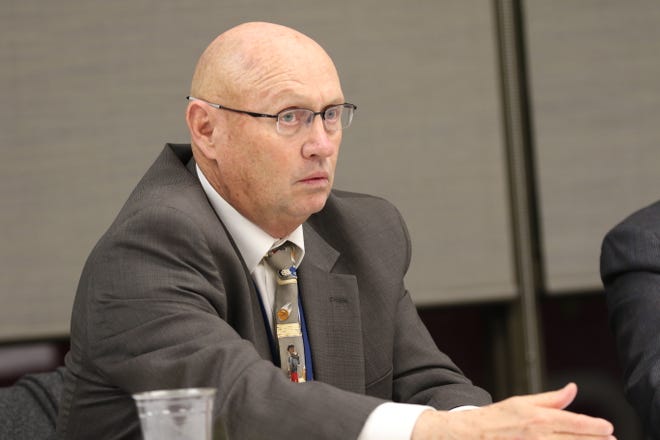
195, 164, 305, 273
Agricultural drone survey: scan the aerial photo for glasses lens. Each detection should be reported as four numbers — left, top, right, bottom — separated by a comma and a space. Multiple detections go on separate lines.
275, 104, 355, 136
321, 104, 355, 132
277, 109, 313, 136
339, 104, 355, 129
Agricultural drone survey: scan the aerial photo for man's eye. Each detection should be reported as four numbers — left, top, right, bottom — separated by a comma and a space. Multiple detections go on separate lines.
279, 111, 299, 124
324, 107, 340, 121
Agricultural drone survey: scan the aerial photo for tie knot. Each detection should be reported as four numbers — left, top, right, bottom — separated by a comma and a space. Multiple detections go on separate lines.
265, 242, 298, 278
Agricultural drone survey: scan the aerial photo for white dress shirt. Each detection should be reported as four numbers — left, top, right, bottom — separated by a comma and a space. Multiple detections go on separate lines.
195, 165, 472, 440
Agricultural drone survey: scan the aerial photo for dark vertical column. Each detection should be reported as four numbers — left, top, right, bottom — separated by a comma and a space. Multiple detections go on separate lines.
493, 0, 545, 395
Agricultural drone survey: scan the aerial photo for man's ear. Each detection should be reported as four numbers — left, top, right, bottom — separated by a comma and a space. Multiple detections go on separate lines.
186, 102, 217, 160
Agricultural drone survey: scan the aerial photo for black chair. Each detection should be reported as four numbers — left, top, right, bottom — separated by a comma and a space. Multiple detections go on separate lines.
0, 367, 65, 440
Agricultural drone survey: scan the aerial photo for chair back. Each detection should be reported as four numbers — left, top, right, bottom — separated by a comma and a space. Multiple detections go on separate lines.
0, 367, 65, 440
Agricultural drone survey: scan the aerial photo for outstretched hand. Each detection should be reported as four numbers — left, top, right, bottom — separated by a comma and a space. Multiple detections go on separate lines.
411, 383, 615, 439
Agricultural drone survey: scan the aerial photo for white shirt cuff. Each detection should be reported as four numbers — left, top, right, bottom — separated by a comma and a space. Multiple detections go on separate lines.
357, 403, 480, 440
357, 402, 433, 440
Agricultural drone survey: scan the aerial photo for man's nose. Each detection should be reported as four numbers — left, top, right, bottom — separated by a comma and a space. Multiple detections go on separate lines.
301, 115, 338, 158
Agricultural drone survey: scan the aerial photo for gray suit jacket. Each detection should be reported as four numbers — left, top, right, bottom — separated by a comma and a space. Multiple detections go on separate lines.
601, 199, 660, 439
56, 144, 491, 439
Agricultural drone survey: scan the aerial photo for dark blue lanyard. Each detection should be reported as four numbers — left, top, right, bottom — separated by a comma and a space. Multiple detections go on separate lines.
298, 292, 314, 381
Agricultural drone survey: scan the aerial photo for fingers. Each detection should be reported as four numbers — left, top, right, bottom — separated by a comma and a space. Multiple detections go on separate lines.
550, 410, 614, 437
494, 384, 614, 438
412, 402, 616, 440
550, 434, 616, 440
521, 382, 578, 410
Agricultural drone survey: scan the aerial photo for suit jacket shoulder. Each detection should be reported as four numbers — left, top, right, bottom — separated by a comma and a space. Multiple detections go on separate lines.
600, 198, 660, 438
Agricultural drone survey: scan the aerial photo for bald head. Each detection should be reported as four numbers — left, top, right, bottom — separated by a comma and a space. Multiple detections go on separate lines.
190, 22, 340, 104
185, 22, 346, 237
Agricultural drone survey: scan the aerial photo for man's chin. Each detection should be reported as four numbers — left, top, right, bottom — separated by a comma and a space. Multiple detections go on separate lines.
296, 194, 330, 218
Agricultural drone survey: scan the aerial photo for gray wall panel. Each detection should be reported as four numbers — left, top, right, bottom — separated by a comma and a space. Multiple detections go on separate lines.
331, 3, 515, 304
1, 1, 515, 340
526, 0, 660, 292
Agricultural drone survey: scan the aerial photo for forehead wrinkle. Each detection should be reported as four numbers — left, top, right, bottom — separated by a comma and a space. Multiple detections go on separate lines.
240, 65, 336, 112
249, 51, 342, 106
244, 63, 301, 91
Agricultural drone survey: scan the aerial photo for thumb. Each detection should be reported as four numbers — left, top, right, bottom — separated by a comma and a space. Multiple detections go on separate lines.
524, 382, 578, 410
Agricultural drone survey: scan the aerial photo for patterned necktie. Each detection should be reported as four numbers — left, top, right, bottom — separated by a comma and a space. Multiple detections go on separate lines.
264, 242, 307, 382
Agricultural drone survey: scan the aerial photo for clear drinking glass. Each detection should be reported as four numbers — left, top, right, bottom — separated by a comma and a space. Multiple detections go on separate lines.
133, 387, 216, 440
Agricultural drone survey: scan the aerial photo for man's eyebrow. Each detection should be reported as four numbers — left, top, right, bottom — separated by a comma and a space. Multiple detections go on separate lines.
267, 90, 344, 111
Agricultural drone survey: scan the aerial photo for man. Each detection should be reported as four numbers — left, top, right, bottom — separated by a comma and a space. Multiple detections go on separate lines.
601, 200, 660, 439
56, 22, 615, 439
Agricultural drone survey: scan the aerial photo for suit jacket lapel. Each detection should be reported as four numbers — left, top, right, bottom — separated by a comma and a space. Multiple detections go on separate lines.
299, 224, 366, 394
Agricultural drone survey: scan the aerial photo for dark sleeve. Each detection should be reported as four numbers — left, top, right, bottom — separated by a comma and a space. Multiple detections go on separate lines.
0, 367, 65, 440
329, 193, 492, 408
388, 207, 492, 409
391, 290, 492, 409
601, 220, 660, 438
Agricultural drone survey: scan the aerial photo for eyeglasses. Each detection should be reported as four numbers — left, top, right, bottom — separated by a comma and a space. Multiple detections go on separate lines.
186, 96, 356, 136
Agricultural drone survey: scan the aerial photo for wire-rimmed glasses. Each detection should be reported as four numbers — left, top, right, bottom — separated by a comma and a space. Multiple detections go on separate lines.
186, 96, 356, 136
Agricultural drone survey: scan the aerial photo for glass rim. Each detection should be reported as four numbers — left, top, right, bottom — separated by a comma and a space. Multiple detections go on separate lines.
132, 387, 216, 401
186, 95, 356, 135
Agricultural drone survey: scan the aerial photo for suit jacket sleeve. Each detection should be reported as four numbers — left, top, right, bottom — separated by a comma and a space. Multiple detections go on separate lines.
306, 190, 492, 410
601, 205, 660, 438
